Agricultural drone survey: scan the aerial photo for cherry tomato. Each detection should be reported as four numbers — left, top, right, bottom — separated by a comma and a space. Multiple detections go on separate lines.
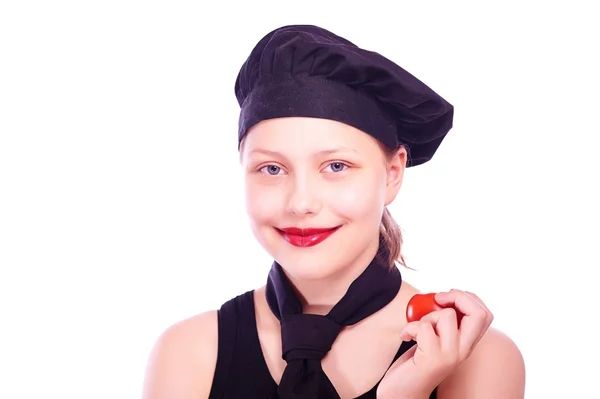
405, 293, 443, 322
406, 292, 464, 324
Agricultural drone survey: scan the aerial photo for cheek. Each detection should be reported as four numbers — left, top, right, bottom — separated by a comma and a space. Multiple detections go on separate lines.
327, 174, 386, 220
244, 182, 282, 224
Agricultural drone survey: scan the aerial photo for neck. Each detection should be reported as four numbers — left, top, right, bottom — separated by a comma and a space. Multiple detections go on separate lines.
285, 238, 383, 315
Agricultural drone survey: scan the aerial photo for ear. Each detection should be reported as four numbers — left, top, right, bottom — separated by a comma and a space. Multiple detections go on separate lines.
384, 147, 407, 206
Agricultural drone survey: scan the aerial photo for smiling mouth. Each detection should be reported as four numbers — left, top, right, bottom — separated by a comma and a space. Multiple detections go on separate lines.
276, 226, 342, 247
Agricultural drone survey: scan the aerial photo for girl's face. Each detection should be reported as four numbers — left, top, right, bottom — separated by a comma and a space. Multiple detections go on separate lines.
241, 117, 406, 281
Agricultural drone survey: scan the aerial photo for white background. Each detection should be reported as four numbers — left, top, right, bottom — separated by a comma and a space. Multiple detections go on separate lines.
1, 1, 599, 398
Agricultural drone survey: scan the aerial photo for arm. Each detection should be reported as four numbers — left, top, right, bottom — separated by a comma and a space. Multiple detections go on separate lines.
142, 311, 219, 399
437, 327, 526, 399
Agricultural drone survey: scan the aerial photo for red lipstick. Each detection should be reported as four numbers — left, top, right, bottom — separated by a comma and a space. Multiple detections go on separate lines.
277, 226, 341, 247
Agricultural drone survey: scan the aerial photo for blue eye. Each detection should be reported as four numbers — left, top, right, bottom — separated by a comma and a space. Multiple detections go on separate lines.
324, 162, 348, 173
260, 165, 283, 175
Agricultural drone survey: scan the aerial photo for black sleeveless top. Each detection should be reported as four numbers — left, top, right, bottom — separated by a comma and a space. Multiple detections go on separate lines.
208, 291, 438, 399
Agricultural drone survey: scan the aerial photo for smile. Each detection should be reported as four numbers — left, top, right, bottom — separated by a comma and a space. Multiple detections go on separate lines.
276, 226, 341, 248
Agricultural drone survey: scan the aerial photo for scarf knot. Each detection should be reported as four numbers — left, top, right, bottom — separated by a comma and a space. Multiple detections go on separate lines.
281, 314, 342, 362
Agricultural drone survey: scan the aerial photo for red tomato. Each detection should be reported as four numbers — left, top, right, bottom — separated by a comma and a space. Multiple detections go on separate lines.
405, 293, 443, 322
406, 293, 464, 324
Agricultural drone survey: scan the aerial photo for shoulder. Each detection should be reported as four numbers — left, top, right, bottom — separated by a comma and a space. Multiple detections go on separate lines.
142, 310, 219, 399
437, 327, 526, 398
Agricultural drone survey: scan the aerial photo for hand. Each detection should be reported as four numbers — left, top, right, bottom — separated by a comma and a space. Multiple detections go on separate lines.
377, 289, 494, 399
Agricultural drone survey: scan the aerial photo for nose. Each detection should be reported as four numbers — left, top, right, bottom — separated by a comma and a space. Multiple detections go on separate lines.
286, 172, 322, 216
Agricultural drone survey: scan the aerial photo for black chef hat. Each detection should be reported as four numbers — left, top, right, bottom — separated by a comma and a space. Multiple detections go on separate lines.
234, 25, 454, 167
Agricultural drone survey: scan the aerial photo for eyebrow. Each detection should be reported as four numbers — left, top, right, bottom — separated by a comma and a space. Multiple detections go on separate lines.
248, 146, 358, 157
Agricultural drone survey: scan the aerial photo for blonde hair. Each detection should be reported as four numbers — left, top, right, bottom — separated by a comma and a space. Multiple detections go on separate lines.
380, 207, 407, 269
379, 144, 410, 270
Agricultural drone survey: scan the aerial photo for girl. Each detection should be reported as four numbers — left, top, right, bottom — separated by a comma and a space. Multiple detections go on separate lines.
143, 25, 526, 399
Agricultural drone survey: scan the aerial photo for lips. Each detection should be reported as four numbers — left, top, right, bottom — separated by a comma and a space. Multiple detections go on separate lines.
277, 226, 341, 247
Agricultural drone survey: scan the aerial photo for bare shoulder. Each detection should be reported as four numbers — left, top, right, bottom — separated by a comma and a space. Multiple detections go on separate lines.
394, 280, 421, 316
398, 280, 421, 297
395, 280, 420, 305
142, 310, 219, 399
438, 327, 526, 398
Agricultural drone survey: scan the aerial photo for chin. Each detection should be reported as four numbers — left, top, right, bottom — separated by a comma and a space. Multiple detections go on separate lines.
272, 244, 348, 282
279, 260, 341, 282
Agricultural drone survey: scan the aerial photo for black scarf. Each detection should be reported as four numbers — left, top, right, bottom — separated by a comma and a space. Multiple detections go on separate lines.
265, 243, 402, 398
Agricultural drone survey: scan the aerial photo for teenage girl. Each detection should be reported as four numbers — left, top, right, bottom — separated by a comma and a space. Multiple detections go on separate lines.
142, 25, 526, 399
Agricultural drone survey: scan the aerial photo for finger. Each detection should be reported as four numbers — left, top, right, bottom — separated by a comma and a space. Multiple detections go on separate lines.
435, 290, 490, 358
416, 320, 440, 359
436, 290, 489, 324
459, 290, 488, 313
461, 290, 494, 343
420, 308, 459, 354
399, 321, 420, 342
463, 290, 485, 308
465, 290, 494, 327
400, 319, 440, 358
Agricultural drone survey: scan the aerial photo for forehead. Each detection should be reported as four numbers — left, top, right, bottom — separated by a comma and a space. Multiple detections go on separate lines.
242, 117, 381, 156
